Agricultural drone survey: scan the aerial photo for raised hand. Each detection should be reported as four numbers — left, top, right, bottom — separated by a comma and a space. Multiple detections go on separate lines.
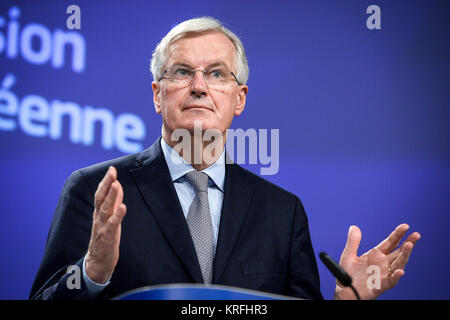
335, 224, 421, 300
85, 166, 127, 284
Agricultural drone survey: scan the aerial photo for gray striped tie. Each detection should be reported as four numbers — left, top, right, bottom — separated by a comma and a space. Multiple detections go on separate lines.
185, 170, 214, 284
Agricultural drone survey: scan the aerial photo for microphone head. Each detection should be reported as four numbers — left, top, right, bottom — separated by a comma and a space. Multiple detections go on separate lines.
319, 252, 353, 287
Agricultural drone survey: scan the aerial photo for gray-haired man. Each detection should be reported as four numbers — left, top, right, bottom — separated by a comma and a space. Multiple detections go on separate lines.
30, 17, 420, 300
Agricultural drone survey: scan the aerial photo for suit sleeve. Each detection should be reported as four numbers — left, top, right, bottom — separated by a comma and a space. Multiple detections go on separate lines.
29, 170, 109, 300
285, 197, 324, 300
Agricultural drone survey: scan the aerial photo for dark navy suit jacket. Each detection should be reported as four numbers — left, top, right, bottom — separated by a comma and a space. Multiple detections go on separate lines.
30, 138, 323, 300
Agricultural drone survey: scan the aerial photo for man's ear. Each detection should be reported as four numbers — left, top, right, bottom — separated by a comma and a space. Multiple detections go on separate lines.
234, 85, 248, 116
152, 81, 162, 114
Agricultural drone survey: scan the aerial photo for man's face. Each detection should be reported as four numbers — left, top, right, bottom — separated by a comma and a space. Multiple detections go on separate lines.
152, 31, 248, 139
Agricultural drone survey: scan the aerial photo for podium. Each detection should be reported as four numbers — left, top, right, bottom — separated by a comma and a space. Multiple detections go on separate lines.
113, 283, 300, 300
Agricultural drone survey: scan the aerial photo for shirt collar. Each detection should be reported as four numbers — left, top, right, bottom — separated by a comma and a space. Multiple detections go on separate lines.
160, 137, 225, 192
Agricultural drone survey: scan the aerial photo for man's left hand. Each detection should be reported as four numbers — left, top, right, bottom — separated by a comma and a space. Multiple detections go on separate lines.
334, 224, 421, 300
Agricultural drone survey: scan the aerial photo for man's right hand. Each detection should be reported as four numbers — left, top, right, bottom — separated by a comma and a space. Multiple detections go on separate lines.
85, 166, 127, 284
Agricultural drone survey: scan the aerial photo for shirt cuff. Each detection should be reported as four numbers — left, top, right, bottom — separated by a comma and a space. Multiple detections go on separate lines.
82, 255, 111, 295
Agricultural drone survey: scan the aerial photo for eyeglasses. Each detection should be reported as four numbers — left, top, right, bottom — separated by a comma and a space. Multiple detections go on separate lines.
158, 65, 241, 87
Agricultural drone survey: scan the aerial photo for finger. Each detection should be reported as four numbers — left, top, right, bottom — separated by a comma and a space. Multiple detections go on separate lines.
389, 240, 416, 272
375, 223, 409, 254
108, 203, 127, 227
104, 180, 124, 227
98, 180, 120, 222
386, 269, 405, 290
388, 232, 421, 263
113, 180, 124, 213
341, 225, 362, 258
94, 166, 117, 209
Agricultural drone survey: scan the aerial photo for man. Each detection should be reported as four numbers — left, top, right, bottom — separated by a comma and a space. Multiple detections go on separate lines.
30, 17, 420, 300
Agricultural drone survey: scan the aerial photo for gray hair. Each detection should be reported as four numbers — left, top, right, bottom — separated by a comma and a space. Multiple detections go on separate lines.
150, 17, 249, 85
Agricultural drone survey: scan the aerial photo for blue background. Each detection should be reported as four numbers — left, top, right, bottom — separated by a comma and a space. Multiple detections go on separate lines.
0, 0, 448, 299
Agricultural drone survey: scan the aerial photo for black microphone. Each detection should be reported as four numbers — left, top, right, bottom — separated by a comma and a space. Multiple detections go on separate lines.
319, 251, 361, 300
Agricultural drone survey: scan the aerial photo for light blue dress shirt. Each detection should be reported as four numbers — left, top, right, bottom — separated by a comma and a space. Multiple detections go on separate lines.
160, 137, 225, 253
82, 138, 225, 293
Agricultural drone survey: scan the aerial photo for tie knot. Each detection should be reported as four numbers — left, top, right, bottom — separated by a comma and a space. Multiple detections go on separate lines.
185, 170, 209, 193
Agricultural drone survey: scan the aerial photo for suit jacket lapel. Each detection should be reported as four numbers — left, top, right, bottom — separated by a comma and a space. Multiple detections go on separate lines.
213, 161, 256, 283
130, 138, 204, 283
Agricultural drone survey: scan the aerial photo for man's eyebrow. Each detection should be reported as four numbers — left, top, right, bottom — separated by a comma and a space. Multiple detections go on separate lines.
170, 61, 230, 70
170, 62, 194, 69
205, 61, 229, 69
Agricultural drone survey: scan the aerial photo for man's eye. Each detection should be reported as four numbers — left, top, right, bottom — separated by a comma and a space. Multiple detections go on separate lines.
174, 68, 191, 76
209, 69, 225, 78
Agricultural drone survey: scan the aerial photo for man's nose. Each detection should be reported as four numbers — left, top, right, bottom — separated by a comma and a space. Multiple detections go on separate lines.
190, 70, 207, 97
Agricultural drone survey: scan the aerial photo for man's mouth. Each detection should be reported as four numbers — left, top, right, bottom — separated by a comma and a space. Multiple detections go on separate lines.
183, 104, 213, 111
